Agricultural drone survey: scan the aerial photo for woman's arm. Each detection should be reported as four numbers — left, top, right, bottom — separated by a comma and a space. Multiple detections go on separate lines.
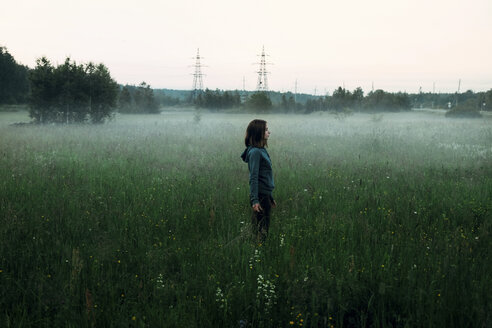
248, 149, 261, 208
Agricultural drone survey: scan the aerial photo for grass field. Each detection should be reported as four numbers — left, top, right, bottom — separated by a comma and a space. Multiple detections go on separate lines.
1, 110, 491, 327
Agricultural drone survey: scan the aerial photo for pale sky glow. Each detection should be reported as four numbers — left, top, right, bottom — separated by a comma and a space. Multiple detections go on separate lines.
1, 0, 491, 94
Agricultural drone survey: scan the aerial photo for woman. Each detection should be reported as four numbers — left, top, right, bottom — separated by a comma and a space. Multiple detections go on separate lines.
240, 119, 276, 241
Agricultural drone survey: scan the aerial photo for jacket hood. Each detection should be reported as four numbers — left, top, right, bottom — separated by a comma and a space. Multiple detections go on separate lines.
240, 146, 252, 163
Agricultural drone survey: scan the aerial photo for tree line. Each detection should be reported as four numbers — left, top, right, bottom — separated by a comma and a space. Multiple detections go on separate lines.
187, 86, 491, 114
192, 89, 242, 110
410, 90, 492, 111
1, 46, 491, 122
190, 87, 411, 113
189, 89, 275, 112
303, 87, 412, 113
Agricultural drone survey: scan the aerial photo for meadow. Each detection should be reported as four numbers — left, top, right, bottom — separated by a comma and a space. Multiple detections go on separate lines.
0, 110, 491, 327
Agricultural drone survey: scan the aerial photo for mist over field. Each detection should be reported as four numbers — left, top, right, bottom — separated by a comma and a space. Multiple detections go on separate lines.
1, 110, 491, 327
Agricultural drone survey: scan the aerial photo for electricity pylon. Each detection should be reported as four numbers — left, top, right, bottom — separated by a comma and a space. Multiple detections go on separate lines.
191, 48, 205, 98
255, 46, 272, 91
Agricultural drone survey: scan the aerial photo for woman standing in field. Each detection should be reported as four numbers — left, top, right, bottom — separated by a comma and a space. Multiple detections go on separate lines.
241, 119, 276, 242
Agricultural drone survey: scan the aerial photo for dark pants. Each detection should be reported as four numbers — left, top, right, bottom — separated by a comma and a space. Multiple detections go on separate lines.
251, 193, 272, 241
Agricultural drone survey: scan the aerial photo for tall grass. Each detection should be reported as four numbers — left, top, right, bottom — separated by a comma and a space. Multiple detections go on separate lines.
1, 111, 491, 327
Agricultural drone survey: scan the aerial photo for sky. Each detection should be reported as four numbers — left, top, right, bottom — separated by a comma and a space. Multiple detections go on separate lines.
1, 0, 491, 94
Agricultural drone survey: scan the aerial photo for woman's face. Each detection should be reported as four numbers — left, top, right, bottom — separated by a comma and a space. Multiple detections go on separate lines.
264, 123, 270, 140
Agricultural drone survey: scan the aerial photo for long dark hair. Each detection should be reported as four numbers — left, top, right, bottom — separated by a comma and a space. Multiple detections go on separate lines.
245, 119, 267, 148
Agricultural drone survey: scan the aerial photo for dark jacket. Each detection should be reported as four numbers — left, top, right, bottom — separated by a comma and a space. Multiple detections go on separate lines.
241, 146, 275, 205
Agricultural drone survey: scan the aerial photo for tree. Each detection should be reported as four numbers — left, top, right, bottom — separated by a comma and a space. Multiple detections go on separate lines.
281, 94, 288, 109
118, 86, 133, 112
330, 87, 353, 110
86, 63, 119, 123
29, 57, 118, 123
54, 58, 89, 122
445, 98, 482, 118
352, 87, 364, 108
246, 92, 272, 112
193, 88, 241, 110
134, 82, 159, 113
29, 57, 57, 122
154, 91, 180, 107
280, 93, 298, 112
305, 98, 324, 113
362, 89, 411, 112
484, 89, 492, 111
0, 47, 29, 104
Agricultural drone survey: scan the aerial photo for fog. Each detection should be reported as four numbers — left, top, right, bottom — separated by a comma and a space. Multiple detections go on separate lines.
2, 110, 491, 168
148, 110, 492, 157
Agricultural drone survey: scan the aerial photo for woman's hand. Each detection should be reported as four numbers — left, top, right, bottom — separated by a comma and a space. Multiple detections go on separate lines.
271, 200, 277, 208
252, 203, 263, 212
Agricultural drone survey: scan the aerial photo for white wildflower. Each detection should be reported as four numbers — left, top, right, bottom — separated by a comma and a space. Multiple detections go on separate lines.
156, 273, 165, 289
249, 249, 261, 270
256, 274, 277, 313
215, 286, 226, 308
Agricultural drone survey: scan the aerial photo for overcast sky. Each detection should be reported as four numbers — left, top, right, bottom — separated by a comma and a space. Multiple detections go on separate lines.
1, 0, 491, 94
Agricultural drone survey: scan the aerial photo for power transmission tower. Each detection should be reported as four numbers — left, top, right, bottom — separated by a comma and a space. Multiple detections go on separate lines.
255, 46, 272, 91
191, 48, 205, 98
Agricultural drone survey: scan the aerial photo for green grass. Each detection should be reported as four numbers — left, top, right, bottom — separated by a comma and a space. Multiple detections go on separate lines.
1, 111, 491, 327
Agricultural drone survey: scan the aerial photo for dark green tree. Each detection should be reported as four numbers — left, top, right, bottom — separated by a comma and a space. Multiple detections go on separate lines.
281, 94, 288, 109
363, 90, 411, 111
193, 88, 241, 110
29, 57, 118, 123
118, 85, 133, 112
86, 63, 119, 123
194, 92, 204, 108
484, 89, 492, 111
352, 87, 364, 108
202, 89, 219, 109
134, 82, 159, 113
305, 97, 324, 113
154, 91, 180, 107
54, 58, 89, 122
0, 46, 30, 104
29, 57, 57, 122
280, 93, 298, 112
245, 92, 272, 112
232, 90, 241, 107
331, 87, 353, 110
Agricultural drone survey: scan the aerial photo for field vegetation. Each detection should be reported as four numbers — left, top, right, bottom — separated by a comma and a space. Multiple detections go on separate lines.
1, 110, 491, 327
